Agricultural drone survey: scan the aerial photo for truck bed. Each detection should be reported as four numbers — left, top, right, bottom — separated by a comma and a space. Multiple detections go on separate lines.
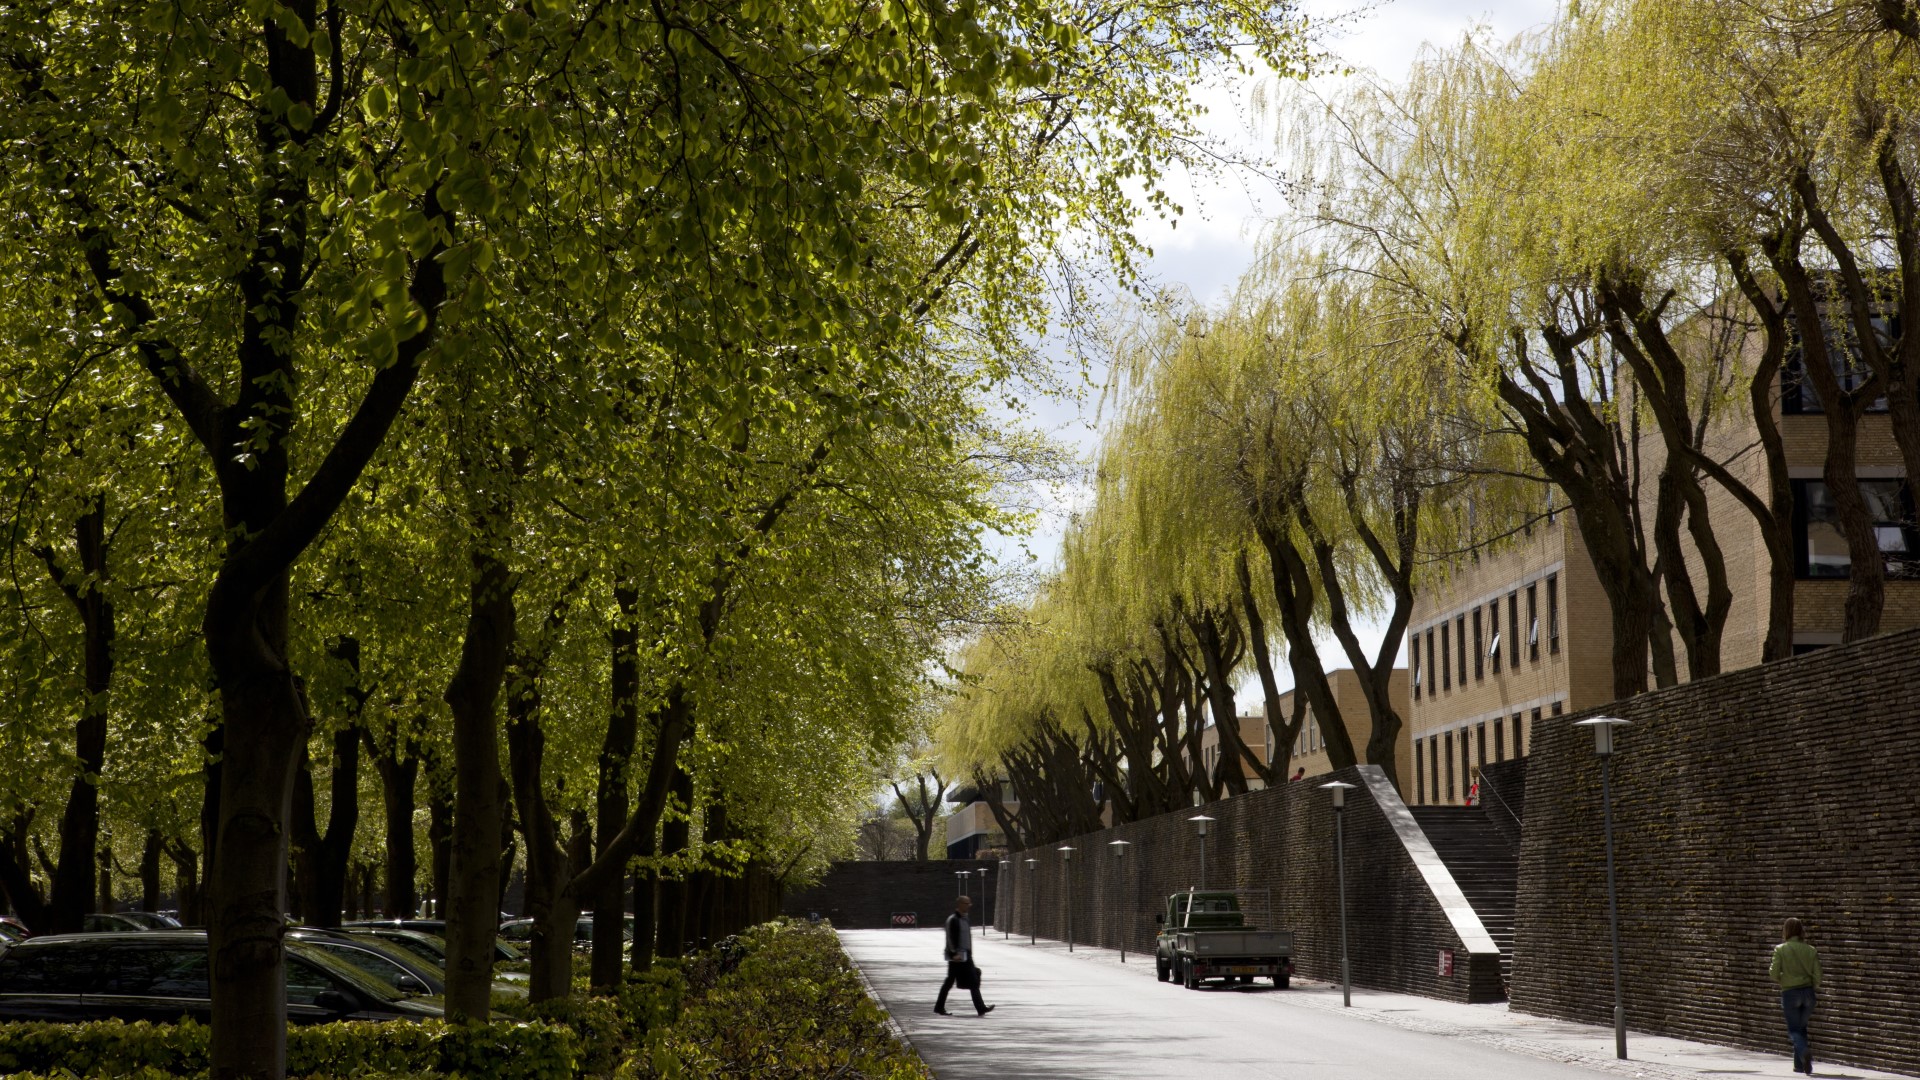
1174, 929, 1294, 958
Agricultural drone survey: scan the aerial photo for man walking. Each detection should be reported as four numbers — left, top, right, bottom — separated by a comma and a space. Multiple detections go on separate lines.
935, 895, 994, 1016
1769, 917, 1821, 1075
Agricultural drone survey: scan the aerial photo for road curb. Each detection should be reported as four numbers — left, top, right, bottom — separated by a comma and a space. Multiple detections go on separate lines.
836, 927, 923, 1065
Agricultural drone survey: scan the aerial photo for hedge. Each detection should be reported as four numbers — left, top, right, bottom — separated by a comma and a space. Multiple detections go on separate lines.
0, 921, 927, 1080
629, 921, 930, 1080
0, 1017, 575, 1080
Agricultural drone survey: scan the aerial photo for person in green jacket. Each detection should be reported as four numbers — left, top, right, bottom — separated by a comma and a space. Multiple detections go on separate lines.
1769, 918, 1821, 1075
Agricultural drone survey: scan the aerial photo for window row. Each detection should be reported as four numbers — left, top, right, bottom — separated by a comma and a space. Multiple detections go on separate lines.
1793, 478, 1920, 580
1411, 572, 1559, 700
1414, 700, 1564, 805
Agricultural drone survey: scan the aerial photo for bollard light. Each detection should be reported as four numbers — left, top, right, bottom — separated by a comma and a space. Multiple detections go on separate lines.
1109, 840, 1132, 962
976, 868, 990, 936
1576, 715, 1632, 1060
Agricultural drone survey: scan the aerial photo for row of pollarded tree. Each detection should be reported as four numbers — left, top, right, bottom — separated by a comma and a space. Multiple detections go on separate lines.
943, 0, 1920, 849
0, 0, 1318, 1075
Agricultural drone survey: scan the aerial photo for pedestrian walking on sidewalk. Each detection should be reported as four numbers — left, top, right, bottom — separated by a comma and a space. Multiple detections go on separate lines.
935, 895, 995, 1017
1769, 917, 1821, 1074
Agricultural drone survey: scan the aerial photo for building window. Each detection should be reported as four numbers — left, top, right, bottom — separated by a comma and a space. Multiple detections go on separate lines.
1791, 478, 1920, 579
1527, 584, 1540, 661
1472, 609, 1484, 681
1780, 310, 1895, 415
1494, 717, 1505, 762
1440, 622, 1451, 691
1508, 592, 1520, 666
1490, 601, 1501, 675
1429, 737, 1441, 804
1460, 730, 1472, 803
1546, 573, 1560, 654
1476, 722, 1487, 773
1426, 629, 1436, 694
1512, 711, 1524, 757
1415, 738, 1426, 803
1456, 615, 1467, 685
1444, 730, 1455, 801
1530, 707, 1542, 752
1550, 701, 1563, 717
1412, 628, 1422, 700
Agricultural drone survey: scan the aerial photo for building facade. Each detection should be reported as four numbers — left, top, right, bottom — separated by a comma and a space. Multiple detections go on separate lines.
1406, 313, 1920, 806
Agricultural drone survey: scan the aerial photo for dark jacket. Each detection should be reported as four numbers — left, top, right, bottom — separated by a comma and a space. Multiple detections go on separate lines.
944, 912, 971, 962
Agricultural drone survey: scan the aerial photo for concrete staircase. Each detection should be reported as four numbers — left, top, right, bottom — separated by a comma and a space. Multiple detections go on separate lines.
1409, 806, 1518, 989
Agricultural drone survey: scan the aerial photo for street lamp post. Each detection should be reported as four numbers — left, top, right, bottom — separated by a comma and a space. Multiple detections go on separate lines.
1577, 715, 1632, 1060
1320, 781, 1356, 1007
1025, 858, 1037, 945
1188, 815, 1215, 890
1109, 840, 1132, 961
976, 868, 990, 936
998, 860, 1010, 939
1059, 846, 1076, 952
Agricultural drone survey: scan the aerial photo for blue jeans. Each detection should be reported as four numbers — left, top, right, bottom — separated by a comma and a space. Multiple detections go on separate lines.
1780, 986, 1815, 1067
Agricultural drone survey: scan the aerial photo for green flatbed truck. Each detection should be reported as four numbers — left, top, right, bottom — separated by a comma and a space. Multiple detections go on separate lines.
1153, 890, 1294, 990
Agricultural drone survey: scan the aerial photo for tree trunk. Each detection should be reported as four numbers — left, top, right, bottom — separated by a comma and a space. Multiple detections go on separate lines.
442, 542, 515, 1020
629, 865, 656, 975
654, 766, 694, 959
591, 580, 642, 991
168, 841, 200, 925
367, 723, 421, 919
427, 764, 452, 917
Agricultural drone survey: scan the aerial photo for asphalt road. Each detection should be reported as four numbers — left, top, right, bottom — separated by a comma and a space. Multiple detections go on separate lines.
840, 929, 1622, 1080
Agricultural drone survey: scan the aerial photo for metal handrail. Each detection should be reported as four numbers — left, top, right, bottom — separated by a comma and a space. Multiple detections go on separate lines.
1476, 767, 1523, 834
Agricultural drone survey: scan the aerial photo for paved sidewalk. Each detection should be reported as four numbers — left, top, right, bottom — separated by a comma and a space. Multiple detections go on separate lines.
940, 932, 1909, 1080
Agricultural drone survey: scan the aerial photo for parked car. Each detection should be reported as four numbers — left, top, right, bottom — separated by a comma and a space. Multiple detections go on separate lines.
345, 920, 522, 963
498, 916, 632, 953
0, 922, 26, 946
289, 929, 525, 999
112, 911, 182, 930
81, 913, 149, 933
0, 931, 445, 1023
0, 918, 28, 941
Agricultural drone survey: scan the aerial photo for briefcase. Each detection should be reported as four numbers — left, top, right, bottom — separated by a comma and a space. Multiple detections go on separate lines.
957, 962, 981, 991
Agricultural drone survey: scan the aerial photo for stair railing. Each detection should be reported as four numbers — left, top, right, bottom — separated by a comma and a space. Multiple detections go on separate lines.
1476, 769, 1522, 837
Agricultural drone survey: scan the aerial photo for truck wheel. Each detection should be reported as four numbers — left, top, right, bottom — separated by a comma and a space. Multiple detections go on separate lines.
1156, 957, 1170, 982
1183, 958, 1200, 990
1273, 973, 1290, 989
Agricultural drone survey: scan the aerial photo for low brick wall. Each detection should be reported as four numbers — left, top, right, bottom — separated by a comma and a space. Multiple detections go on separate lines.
782, 860, 998, 930
1512, 627, 1920, 1076
994, 765, 1505, 1003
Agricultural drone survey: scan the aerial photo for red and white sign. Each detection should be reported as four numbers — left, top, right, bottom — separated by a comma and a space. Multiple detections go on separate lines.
1438, 949, 1455, 977
890, 912, 918, 927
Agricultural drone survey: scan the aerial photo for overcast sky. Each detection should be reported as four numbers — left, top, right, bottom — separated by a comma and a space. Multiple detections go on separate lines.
988, 0, 1562, 695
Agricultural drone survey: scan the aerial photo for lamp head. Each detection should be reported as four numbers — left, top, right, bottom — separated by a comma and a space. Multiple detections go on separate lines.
1109, 839, 1131, 857
1575, 715, 1631, 757
1188, 814, 1215, 837
1319, 779, 1357, 810
1025, 858, 1036, 869
1057, 845, 1075, 861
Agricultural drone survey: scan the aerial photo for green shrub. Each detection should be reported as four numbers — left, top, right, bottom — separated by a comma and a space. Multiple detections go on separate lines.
623, 921, 930, 1080
0, 1017, 576, 1080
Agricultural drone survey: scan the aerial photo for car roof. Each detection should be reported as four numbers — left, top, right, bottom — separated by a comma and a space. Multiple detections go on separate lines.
12, 930, 209, 947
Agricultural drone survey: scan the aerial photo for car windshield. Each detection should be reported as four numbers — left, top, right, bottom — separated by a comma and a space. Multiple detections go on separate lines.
288, 943, 407, 1003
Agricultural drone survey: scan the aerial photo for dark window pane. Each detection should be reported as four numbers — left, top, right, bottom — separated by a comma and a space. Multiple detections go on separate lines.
285, 958, 339, 1007
0, 947, 100, 993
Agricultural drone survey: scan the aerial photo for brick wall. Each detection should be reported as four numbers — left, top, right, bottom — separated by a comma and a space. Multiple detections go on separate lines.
1511, 627, 1920, 1076
782, 860, 998, 930
993, 765, 1505, 1003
